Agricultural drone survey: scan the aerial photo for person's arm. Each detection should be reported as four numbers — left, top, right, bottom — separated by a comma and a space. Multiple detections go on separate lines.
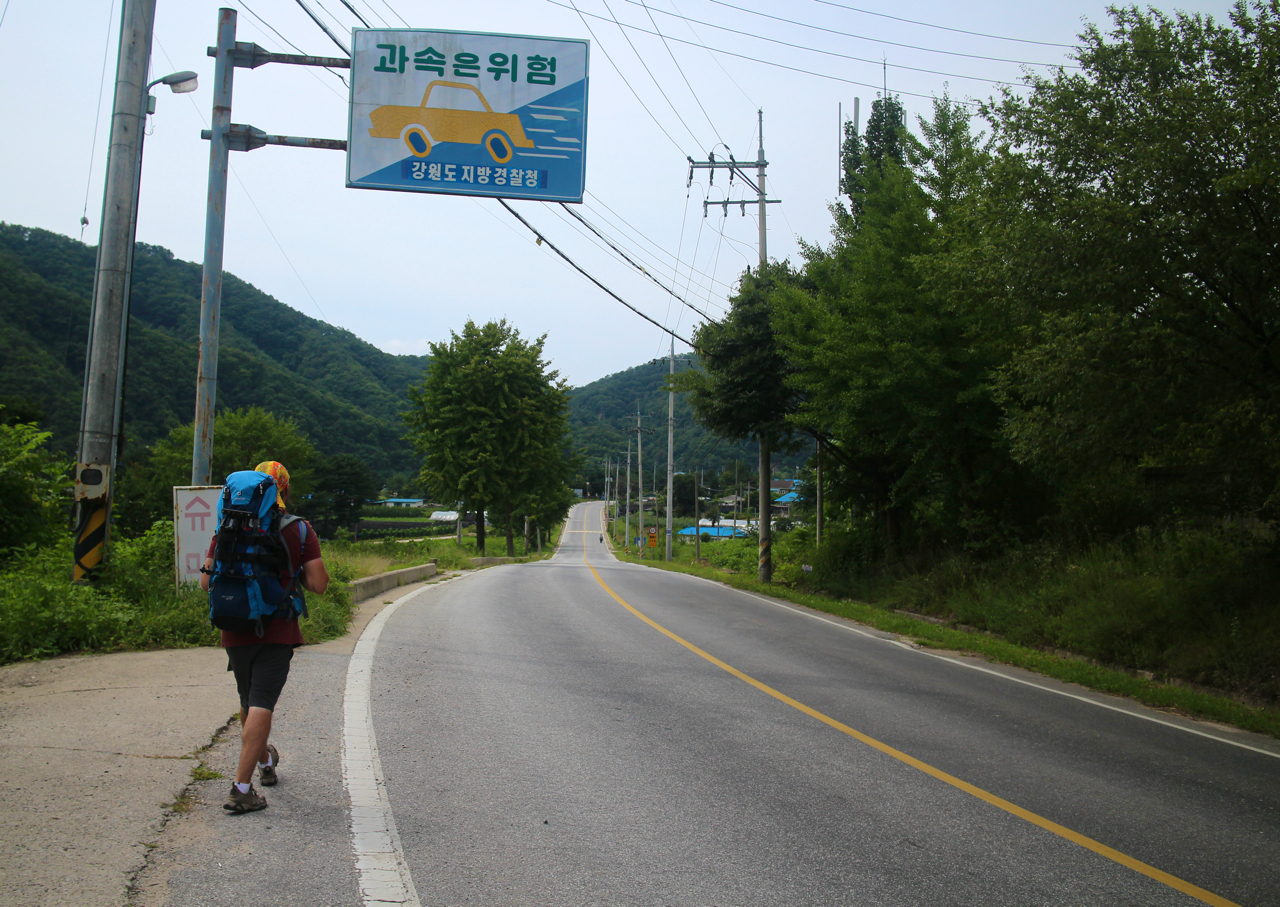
199, 556, 214, 591
300, 558, 329, 594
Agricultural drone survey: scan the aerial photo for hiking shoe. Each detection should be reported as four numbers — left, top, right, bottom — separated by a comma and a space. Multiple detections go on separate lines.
259, 744, 280, 787
223, 784, 267, 814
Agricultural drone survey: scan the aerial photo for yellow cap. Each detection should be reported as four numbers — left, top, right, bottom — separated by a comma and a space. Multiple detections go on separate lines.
253, 460, 290, 493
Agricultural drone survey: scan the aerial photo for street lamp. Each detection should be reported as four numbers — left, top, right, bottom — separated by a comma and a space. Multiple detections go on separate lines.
146, 70, 198, 112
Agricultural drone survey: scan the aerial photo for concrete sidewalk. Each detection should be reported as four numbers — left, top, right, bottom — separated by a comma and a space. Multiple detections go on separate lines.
0, 574, 451, 907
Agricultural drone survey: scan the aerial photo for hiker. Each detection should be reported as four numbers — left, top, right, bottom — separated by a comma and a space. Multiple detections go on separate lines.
200, 460, 329, 814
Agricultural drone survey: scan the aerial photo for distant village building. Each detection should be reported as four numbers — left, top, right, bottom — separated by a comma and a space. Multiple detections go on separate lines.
369, 498, 427, 508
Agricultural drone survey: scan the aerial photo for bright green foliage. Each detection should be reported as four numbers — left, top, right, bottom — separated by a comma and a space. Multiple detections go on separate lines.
405, 320, 573, 556
0, 409, 70, 562
775, 95, 1040, 555
987, 0, 1280, 524
673, 262, 806, 579
0, 519, 357, 663
114, 408, 318, 535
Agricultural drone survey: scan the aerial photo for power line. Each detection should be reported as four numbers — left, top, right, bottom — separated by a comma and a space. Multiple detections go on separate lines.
545, 1, 982, 105
584, 191, 736, 294
235, 0, 349, 91
498, 199, 695, 347
293, 0, 351, 55
668, 0, 757, 109
375, 0, 411, 27
808, 0, 1075, 49
577, 197, 734, 299
598, 0, 707, 149
621, 0, 1050, 84
80, 0, 117, 241
637, 0, 725, 145
337, 0, 371, 28
559, 202, 718, 323
564, 0, 689, 154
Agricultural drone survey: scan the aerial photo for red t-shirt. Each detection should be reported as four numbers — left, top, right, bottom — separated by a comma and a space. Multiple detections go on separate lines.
207, 516, 321, 647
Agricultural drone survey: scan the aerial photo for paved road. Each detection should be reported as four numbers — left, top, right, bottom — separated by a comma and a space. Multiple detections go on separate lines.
140, 501, 1279, 907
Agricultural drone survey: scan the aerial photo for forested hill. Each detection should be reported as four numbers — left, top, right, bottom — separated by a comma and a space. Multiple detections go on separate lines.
569, 358, 810, 478
0, 222, 806, 484
0, 223, 428, 476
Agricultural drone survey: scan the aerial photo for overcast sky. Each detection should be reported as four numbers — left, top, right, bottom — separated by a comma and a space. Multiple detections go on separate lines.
0, 0, 1240, 387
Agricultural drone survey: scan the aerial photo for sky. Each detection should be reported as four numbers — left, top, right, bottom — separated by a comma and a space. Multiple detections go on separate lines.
0, 0, 1241, 388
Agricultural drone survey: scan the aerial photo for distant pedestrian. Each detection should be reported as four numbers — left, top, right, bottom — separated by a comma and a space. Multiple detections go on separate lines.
201, 460, 329, 814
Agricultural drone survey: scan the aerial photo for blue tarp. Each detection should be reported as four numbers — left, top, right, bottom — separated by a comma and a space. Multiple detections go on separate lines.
676, 526, 747, 538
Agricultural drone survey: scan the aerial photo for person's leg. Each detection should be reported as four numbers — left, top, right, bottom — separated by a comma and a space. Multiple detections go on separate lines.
225, 644, 292, 795
236, 706, 273, 784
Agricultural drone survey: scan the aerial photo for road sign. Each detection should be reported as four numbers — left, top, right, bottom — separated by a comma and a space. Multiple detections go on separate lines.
347, 28, 589, 202
173, 486, 221, 588
647, 527, 658, 548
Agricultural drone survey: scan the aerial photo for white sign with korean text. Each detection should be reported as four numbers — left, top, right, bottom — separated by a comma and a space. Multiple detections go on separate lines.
173, 486, 221, 589
347, 28, 589, 202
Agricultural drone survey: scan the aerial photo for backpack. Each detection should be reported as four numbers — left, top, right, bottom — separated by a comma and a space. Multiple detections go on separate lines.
207, 470, 309, 636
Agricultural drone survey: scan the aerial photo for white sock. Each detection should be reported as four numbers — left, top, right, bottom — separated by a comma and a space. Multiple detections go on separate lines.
234, 782, 252, 794
257, 754, 273, 769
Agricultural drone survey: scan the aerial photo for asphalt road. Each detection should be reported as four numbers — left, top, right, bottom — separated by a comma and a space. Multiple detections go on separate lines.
141, 501, 1280, 907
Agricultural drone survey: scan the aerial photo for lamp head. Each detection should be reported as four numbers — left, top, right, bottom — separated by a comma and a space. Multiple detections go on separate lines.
162, 71, 199, 93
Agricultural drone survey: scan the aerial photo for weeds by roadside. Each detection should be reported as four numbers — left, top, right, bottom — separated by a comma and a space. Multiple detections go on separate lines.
612, 533, 1280, 740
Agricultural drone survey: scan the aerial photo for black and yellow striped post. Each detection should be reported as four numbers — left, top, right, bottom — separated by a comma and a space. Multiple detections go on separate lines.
73, 496, 109, 583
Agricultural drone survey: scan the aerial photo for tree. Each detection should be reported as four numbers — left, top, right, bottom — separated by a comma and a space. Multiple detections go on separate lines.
114, 407, 317, 535
300, 454, 381, 533
773, 94, 1042, 556
836, 93, 908, 232
0, 407, 70, 562
986, 0, 1280, 526
673, 263, 803, 581
405, 320, 572, 556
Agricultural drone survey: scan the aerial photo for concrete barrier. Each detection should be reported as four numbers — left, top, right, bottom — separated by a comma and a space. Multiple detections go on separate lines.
351, 560, 437, 603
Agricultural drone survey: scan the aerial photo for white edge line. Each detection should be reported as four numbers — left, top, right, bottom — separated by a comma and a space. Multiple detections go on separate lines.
617, 542, 1280, 761
343, 586, 426, 906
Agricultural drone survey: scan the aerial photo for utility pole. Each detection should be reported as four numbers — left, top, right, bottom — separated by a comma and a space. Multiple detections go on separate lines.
690, 110, 780, 583
73, 0, 156, 581
816, 441, 823, 548
624, 438, 632, 548
665, 339, 675, 561
190, 8, 349, 484
637, 407, 644, 557
694, 468, 701, 562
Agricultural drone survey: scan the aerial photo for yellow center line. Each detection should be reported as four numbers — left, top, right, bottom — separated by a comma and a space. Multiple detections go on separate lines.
580, 524, 1239, 907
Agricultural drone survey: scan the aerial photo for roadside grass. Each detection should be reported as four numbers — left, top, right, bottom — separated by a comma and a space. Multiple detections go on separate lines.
608, 540, 1280, 741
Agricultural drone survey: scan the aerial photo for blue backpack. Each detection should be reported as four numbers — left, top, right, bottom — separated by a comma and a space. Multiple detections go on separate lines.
208, 470, 309, 636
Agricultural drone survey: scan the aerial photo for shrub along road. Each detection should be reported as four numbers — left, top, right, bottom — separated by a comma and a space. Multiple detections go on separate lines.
135, 501, 1278, 907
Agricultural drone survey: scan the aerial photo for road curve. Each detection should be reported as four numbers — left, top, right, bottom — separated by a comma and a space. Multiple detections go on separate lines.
364, 501, 1279, 907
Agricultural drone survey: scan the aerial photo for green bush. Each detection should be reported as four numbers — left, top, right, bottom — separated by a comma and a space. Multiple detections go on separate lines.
879, 529, 1280, 702
0, 520, 362, 664
0, 414, 71, 562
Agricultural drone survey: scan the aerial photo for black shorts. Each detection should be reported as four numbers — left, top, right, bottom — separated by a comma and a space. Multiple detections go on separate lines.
226, 643, 294, 713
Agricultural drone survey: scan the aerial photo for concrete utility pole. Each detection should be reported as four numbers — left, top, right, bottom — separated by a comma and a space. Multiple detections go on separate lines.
816, 441, 823, 548
190, 8, 350, 484
637, 407, 644, 557
690, 111, 780, 583
624, 439, 632, 548
666, 339, 675, 561
73, 0, 156, 581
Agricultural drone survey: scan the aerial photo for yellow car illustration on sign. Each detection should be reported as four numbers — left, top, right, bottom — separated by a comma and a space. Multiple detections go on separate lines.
368, 80, 535, 164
